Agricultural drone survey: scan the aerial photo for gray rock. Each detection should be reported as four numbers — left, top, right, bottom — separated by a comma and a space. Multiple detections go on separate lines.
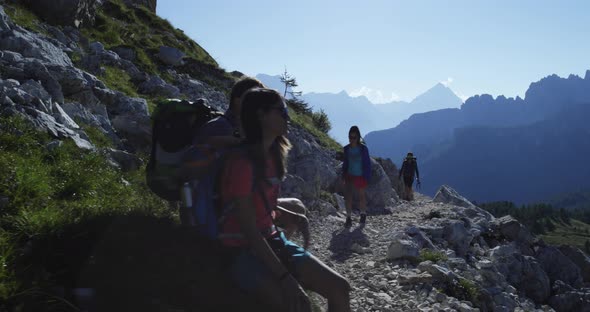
365, 158, 398, 209
490, 244, 551, 303
0, 19, 72, 67
23, 59, 65, 103
20, 0, 101, 27
110, 114, 151, 148
52, 103, 79, 129
158, 46, 184, 66
139, 75, 180, 98
89, 42, 105, 54
281, 174, 305, 199
105, 148, 143, 171
387, 236, 420, 260
398, 272, 434, 285
46, 140, 63, 151
536, 245, 583, 288
22, 107, 93, 150
548, 289, 590, 312
406, 226, 436, 249
20, 80, 52, 108
433, 185, 476, 208
5, 87, 35, 105
0, 50, 24, 64
0, 78, 21, 89
0, 6, 13, 31
491, 215, 534, 244
0, 95, 16, 107
417, 262, 457, 283
559, 245, 590, 283
108, 96, 149, 116
112, 46, 136, 61
287, 126, 337, 202
442, 220, 473, 257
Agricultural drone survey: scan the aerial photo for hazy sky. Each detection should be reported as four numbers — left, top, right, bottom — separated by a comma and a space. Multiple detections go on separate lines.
157, 1, 590, 103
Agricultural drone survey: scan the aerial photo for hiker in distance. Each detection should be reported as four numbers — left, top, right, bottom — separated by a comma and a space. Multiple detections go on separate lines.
198, 76, 309, 245
399, 152, 420, 201
342, 125, 371, 227
219, 88, 351, 312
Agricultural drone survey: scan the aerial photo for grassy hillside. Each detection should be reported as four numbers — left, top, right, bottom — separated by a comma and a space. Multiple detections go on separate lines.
0, 116, 173, 309
541, 219, 590, 252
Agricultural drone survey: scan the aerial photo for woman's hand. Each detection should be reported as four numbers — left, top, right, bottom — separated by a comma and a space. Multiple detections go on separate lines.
280, 274, 312, 312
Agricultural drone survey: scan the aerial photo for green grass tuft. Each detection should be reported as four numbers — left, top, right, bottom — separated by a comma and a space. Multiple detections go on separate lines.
541, 219, 590, 252
418, 249, 448, 263
99, 66, 139, 97
3, 3, 45, 34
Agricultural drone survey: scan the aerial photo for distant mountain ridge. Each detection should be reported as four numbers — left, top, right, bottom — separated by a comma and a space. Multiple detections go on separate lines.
255, 74, 463, 143
366, 70, 590, 204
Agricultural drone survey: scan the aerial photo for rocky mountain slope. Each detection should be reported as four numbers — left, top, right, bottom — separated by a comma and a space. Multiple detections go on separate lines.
1, 1, 590, 312
309, 188, 590, 312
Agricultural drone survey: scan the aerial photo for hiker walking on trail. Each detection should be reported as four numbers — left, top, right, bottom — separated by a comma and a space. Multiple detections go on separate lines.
399, 152, 420, 201
342, 126, 371, 227
198, 76, 309, 244
219, 88, 351, 312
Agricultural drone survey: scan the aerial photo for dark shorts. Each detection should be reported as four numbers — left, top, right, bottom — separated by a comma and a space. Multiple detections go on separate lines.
228, 232, 310, 291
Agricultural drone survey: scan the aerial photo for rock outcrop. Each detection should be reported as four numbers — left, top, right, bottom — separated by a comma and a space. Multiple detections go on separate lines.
20, 0, 102, 27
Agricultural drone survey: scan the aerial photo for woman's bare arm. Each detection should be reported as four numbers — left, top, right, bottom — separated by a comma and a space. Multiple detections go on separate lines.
234, 196, 288, 278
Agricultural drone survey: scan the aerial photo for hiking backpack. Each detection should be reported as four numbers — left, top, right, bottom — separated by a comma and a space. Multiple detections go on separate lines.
146, 98, 224, 202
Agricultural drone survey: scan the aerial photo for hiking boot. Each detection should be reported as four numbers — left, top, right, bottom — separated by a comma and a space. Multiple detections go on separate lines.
360, 214, 367, 224
344, 217, 352, 227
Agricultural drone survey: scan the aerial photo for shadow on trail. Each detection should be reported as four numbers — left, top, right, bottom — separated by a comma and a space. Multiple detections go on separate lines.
328, 224, 370, 262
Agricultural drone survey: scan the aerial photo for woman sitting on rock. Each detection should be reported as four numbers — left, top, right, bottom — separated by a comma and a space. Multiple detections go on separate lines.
218, 88, 351, 312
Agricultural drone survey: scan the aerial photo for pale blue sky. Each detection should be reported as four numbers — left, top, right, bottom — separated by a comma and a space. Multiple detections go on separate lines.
157, 1, 590, 103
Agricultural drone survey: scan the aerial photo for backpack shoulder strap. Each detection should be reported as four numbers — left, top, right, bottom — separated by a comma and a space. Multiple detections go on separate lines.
216, 148, 274, 219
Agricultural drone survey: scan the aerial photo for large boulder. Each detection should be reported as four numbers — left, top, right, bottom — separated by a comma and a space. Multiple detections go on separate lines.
387, 237, 420, 261
374, 157, 403, 197
107, 96, 151, 150
0, 18, 72, 85
139, 75, 180, 98
536, 245, 583, 288
365, 158, 399, 209
433, 185, 476, 208
158, 46, 184, 66
559, 245, 590, 283
287, 125, 338, 204
442, 219, 473, 257
490, 244, 551, 303
19, 0, 102, 28
491, 215, 534, 244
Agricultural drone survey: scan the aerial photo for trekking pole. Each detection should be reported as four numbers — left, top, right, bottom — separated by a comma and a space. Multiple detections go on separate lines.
416, 179, 421, 191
